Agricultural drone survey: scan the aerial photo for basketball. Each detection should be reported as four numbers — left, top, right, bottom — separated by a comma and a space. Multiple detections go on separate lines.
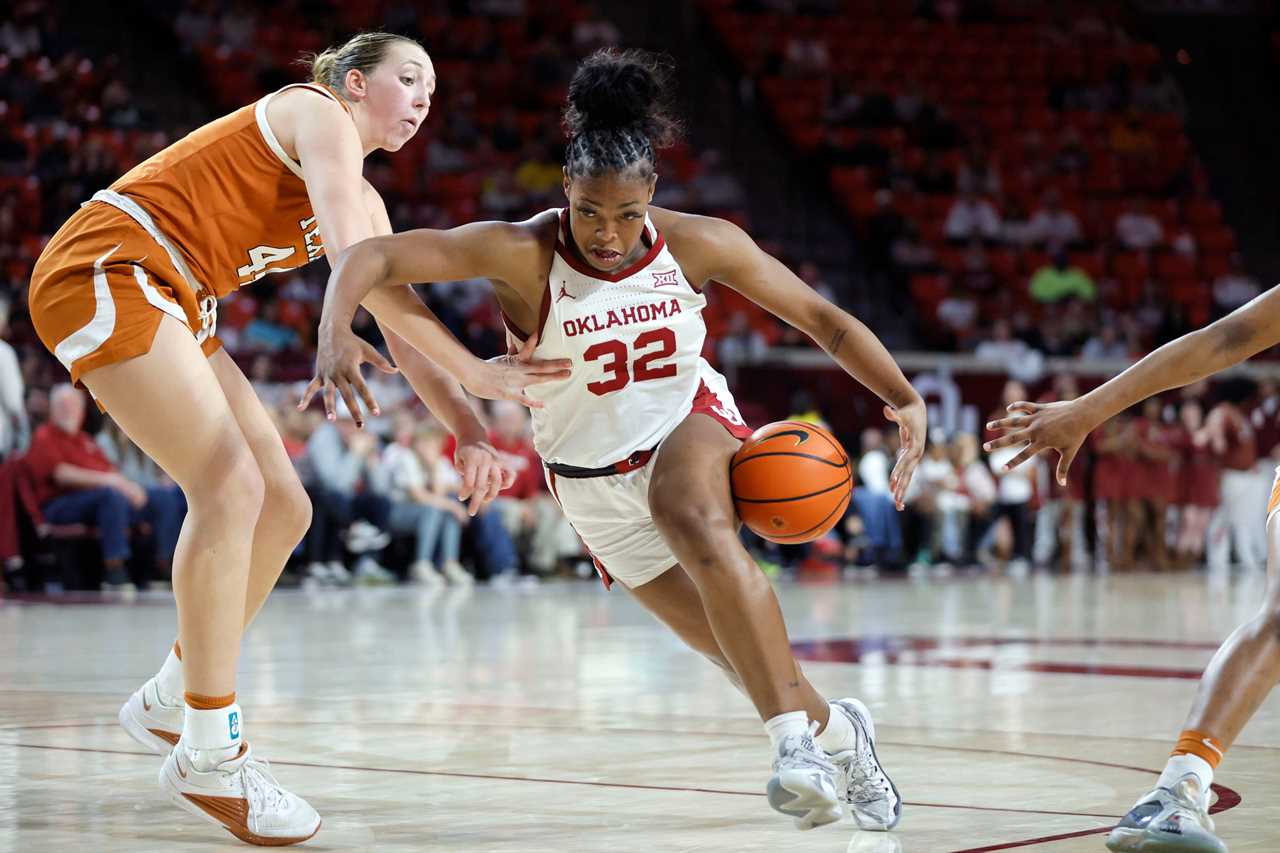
730, 421, 854, 544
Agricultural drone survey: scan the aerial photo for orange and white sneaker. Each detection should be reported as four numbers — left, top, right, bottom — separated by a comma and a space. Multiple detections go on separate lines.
118, 677, 182, 754
160, 741, 321, 846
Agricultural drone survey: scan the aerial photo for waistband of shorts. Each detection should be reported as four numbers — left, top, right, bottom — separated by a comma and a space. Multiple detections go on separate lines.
85, 189, 208, 299
545, 445, 658, 479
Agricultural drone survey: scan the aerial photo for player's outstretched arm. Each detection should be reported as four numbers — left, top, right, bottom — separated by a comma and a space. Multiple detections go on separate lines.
986, 285, 1280, 483
302, 221, 571, 420
676, 213, 925, 509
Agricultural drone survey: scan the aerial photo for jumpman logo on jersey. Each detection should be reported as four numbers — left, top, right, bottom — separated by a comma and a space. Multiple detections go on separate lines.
555, 281, 576, 303
652, 269, 680, 288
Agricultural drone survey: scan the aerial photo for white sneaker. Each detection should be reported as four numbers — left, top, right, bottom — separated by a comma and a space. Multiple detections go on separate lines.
1106, 775, 1226, 853
442, 560, 474, 586
326, 561, 352, 586
828, 698, 901, 830
160, 741, 321, 846
118, 677, 182, 755
410, 560, 445, 587
306, 562, 333, 584
345, 520, 391, 554
766, 720, 843, 830
353, 556, 395, 586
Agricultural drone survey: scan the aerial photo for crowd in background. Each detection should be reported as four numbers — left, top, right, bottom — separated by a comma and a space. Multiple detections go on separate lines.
0, 0, 1275, 592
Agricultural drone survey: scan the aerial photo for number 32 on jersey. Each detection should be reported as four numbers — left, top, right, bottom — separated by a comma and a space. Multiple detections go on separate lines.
583, 328, 677, 396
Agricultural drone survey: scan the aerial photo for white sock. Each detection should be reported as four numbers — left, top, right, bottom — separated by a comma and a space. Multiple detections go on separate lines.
155, 648, 183, 706
181, 703, 244, 772
815, 703, 856, 754
764, 710, 810, 752
1157, 753, 1214, 798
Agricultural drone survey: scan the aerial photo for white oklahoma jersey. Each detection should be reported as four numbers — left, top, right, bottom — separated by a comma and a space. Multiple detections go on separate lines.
502, 208, 754, 589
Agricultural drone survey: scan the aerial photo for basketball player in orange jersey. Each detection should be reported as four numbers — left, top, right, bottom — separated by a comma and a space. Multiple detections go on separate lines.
302, 50, 927, 834
27, 32, 569, 845
985, 286, 1280, 853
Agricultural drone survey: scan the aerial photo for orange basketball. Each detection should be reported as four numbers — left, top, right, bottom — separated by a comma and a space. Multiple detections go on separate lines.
730, 420, 854, 544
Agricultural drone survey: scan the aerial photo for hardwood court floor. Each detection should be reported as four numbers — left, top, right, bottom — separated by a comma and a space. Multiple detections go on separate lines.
2, 571, 1277, 852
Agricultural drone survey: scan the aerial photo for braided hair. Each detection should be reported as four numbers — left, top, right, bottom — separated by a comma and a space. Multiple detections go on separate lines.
563, 49, 681, 182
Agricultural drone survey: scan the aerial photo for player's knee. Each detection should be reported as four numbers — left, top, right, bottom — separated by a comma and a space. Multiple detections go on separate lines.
189, 444, 266, 521
264, 471, 312, 542
652, 499, 734, 550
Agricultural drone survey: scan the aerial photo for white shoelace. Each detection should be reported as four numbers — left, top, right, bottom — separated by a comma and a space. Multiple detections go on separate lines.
777, 721, 837, 775
237, 752, 289, 817
839, 721, 892, 804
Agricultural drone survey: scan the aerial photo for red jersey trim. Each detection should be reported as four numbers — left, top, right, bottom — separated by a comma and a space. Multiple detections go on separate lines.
555, 208, 665, 283
500, 280, 552, 344
546, 469, 615, 590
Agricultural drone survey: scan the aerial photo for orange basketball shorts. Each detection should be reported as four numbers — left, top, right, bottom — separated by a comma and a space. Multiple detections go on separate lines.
28, 200, 220, 387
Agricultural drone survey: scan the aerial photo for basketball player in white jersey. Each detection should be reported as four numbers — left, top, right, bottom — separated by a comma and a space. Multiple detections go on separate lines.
303, 49, 927, 834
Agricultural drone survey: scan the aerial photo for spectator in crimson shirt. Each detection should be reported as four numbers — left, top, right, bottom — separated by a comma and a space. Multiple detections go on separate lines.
486, 400, 583, 579
24, 385, 185, 591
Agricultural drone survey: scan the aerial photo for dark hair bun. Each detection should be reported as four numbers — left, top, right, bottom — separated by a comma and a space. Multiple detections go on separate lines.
564, 49, 680, 148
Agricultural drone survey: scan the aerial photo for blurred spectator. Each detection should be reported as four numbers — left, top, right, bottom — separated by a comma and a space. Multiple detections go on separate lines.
1205, 400, 1266, 572
890, 221, 936, 274
943, 191, 1002, 243
951, 432, 998, 566
1052, 126, 1090, 176
1032, 375, 1089, 571
1173, 399, 1220, 568
959, 240, 996, 294
1026, 190, 1083, 250
377, 414, 469, 587
1029, 251, 1096, 304
852, 428, 902, 566
572, 5, 621, 50
957, 144, 1001, 196
1212, 254, 1262, 314
689, 149, 748, 211
514, 141, 564, 202
782, 25, 831, 77
1110, 108, 1157, 158
936, 282, 980, 349
1081, 321, 1130, 360
1114, 199, 1164, 251
1001, 200, 1035, 247
1091, 416, 1138, 571
1132, 397, 1178, 570
864, 190, 905, 275
24, 385, 185, 591
487, 400, 582, 579
718, 310, 768, 367
975, 318, 1044, 383
984, 380, 1035, 571
1133, 67, 1187, 119
302, 413, 396, 586
0, 297, 28, 458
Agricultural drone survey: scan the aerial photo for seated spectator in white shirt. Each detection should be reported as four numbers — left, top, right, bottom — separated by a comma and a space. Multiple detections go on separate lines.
1114, 199, 1164, 251
1026, 190, 1083, 250
944, 191, 1002, 243
1213, 253, 1262, 314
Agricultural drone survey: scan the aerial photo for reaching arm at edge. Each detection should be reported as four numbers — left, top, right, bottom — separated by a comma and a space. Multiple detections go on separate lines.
1074, 286, 1280, 427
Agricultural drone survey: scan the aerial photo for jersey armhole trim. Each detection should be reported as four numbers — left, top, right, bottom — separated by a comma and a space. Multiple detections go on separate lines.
501, 281, 553, 343
254, 84, 349, 181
